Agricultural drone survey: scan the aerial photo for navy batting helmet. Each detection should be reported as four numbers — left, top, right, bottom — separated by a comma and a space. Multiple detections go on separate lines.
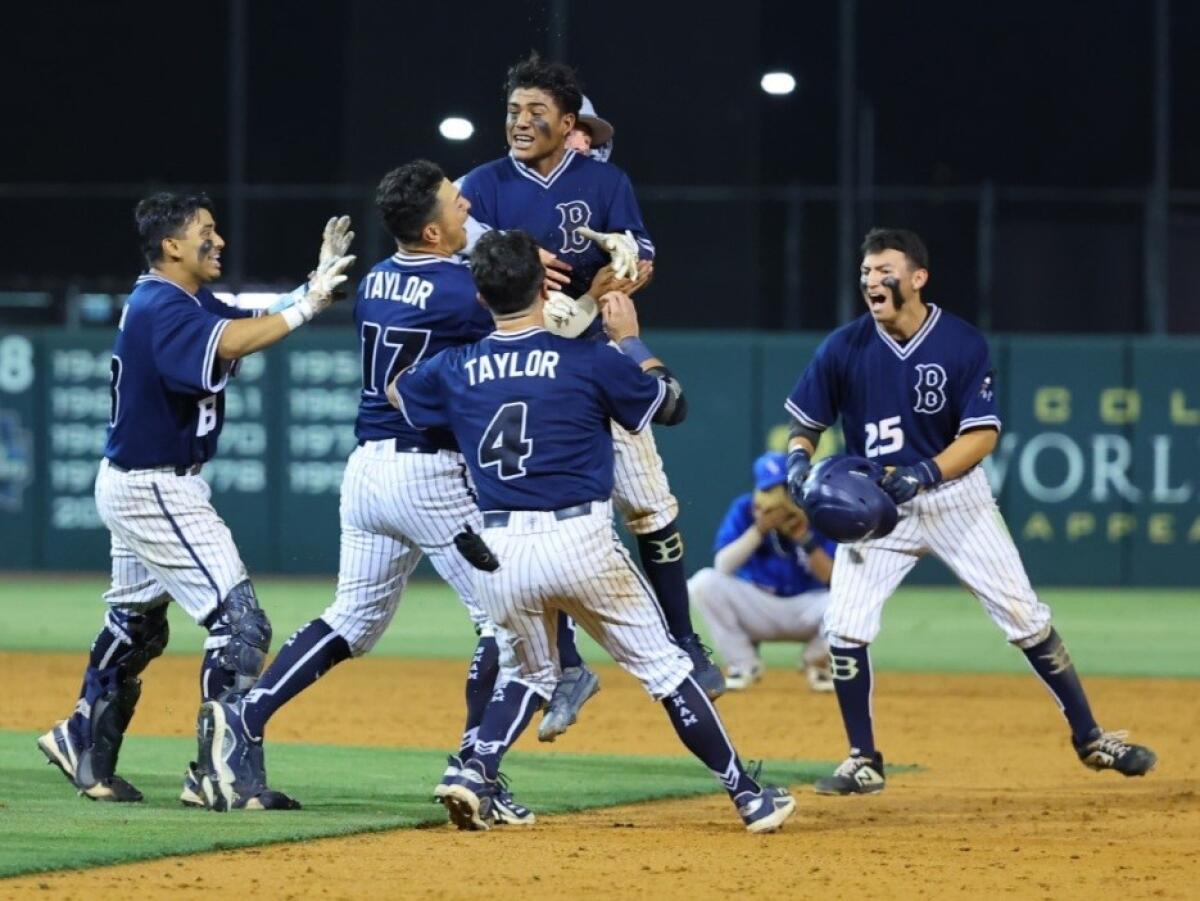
800, 455, 899, 542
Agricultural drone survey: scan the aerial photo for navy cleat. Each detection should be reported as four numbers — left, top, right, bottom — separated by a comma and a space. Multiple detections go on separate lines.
489, 772, 536, 826
1076, 730, 1157, 777
433, 753, 463, 803
538, 665, 600, 742
814, 751, 886, 795
180, 761, 205, 807
196, 699, 301, 811
37, 720, 143, 802
679, 634, 726, 700
441, 759, 496, 831
735, 784, 796, 834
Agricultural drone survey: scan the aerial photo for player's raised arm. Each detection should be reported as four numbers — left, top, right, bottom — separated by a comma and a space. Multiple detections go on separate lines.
600, 291, 686, 427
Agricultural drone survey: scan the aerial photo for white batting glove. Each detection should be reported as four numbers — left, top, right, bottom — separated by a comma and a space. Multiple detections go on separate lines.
543, 291, 598, 338
319, 215, 355, 268
575, 226, 639, 280
279, 254, 356, 331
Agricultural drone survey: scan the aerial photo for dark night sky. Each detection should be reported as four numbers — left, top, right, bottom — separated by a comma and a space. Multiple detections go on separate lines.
1, 0, 1196, 330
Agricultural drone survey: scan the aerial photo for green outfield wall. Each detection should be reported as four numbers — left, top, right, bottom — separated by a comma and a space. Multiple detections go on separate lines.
0, 329, 1196, 586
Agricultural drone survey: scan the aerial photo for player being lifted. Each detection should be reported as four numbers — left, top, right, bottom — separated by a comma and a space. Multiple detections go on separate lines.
38, 192, 354, 808
192, 161, 531, 821
459, 55, 725, 739
784, 227, 1157, 795
392, 229, 795, 834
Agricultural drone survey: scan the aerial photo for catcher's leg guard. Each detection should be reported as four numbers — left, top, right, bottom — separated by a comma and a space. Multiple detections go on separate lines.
201, 580, 272, 700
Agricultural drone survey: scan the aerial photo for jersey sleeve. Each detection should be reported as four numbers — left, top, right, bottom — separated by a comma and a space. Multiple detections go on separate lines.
784, 335, 840, 430
714, 495, 754, 551
605, 170, 655, 260
593, 344, 666, 434
394, 355, 451, 431
151, 294, 233, 395
955, 335, 1002, 435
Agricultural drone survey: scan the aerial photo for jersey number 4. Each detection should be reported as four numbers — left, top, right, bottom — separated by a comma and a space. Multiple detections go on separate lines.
361, 322, 431, 395
864, 415, 904, 458
479, 402, 532, 480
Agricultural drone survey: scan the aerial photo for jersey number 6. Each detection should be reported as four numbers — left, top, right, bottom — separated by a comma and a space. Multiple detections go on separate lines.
864, 415, 904, 458
479, 402, 533, 480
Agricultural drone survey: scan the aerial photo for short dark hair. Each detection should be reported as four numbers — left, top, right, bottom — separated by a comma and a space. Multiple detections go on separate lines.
860, 228, 930, 271
376, 160, 445, 245
134, 192, 213, 266
470, 230, 544, 316
504, 52, 583, 116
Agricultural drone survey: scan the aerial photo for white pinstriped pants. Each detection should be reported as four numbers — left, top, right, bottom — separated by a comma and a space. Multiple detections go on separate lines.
321, 442, 491, 656
94, 459, 249, 624
824, 467, 1051, 648
474, 500, 694, 700
611, 417, 678, 535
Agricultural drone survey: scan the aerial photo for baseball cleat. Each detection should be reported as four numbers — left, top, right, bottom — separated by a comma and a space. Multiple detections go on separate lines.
1076, 730, 1157, 777
489, 773, 536, 826
735, 785, 796, 834
180, 761, 205, 807
679, 634, 726, 699
196, 699, 301, 812
538, 665, 601, 742
804, 663, 835, 693
433, 753, 463, 802
441, 759, 495, 831
37, 721, 143, 802
725, 661, 764, 691
814, 751, 886, 795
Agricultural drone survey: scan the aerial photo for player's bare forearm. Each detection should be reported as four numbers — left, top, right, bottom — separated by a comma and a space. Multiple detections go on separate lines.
788, 434, 817, 456
805, 545, 834, 584
216, 315, 292, 361
932, 428, 999, 481
714, 526, 764, 574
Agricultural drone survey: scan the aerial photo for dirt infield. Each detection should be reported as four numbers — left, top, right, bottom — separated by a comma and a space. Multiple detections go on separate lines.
2, 652, 1195, 900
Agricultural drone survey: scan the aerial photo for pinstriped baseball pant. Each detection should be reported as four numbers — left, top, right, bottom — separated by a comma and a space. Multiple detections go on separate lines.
611, 418, 678, 535
474, 501, 694, 700
824, 467, 1051, 648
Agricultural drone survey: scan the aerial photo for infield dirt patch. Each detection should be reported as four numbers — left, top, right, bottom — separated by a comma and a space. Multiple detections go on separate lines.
1, 652, 1194, 900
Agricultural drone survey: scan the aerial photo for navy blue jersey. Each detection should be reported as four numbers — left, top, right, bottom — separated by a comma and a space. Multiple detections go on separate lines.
354, 251, 494, 450
459, 150, 654, 300
396, 327, 665, 510
786, 304, 1000, 465
104, 273, 255, 468
714, 494, 835, 597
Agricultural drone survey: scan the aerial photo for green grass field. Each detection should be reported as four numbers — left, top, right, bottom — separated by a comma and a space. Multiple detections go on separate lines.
1, 578, 1194, 877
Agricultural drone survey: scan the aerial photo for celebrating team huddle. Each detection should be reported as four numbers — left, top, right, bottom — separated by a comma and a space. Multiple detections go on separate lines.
37, 52, 1155, 836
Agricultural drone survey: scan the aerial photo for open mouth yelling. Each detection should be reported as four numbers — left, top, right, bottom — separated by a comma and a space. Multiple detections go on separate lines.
511, 133, 535, 151
866, 291, 888, 311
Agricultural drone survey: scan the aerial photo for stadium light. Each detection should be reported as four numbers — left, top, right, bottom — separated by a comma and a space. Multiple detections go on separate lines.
439, 117, 474, 141
760, 71, 796, 96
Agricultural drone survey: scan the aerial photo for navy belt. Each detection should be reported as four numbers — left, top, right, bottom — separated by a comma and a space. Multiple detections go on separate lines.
107, 459, 203, 477
483, 502, 593, 529
357, 439, 438, 454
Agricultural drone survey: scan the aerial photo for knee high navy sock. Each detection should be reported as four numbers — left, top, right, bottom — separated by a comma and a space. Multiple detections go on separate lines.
1022, 628, 1100, 745
470, 680, 543, 779
556, 613, 584, 669
239, 619, 351, 741
459, 635, 499, 760
637, 523, 696, 641
829, 644, 876, 757
662, 675, 760, 797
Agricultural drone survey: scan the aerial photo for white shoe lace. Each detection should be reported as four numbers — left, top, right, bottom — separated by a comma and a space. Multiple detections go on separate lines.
834, 755, 871, 777
1088, 730, 1131, 758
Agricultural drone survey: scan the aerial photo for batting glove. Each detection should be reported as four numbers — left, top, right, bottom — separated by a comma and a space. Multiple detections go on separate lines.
879, 459, 942, 504
319, 215, 355, 268
279, 254, 356, 331
575, 226, 639, 279
785, 448, 812, 507
543, 291, 598, 338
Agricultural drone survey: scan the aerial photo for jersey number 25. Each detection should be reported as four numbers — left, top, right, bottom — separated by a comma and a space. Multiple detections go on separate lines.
864, 415, 904, 458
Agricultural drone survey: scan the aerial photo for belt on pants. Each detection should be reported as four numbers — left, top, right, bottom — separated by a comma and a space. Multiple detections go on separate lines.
106, 459, 203, 477
482, 502, 593, 529
357, 439, 438, 454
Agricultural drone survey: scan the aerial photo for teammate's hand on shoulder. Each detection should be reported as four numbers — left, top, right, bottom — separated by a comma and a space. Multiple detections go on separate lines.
879, 460, 942, 504
319, 215, 355, 269
785, 447, 811, 507
576, 226, 639, 279
538, 247, 572, 291
601, 291, 639, 341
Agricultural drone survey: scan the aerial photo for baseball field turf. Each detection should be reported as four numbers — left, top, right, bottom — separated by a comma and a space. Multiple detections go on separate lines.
1, 578, 1196, 897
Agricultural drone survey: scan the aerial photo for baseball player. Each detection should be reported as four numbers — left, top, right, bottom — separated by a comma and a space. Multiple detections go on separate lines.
690, 451, 835, 692
459, 55, 725, 738
191, 161, 531, 822
37, 192, 354, 808
784, 227, 1157, 794
391, 229, 795, 834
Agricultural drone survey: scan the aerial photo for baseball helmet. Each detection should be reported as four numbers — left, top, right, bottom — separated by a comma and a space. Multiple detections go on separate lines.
800, 455, 899, 542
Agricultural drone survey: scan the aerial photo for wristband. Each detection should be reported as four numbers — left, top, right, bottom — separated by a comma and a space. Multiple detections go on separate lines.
280, 303, 308, 332
618, 336, 654, 365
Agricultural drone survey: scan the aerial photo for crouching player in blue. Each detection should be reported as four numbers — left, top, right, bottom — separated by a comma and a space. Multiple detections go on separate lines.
389, 230, 794, 834
37, 192, 354, 808
784, 227, 1157, 795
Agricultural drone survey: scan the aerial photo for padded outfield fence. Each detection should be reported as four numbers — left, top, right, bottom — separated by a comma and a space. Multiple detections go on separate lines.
0, 329, 1196, 586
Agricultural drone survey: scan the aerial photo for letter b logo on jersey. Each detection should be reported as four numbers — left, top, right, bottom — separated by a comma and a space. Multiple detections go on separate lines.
556, 201, 593, 253
913, 363, 948, 413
